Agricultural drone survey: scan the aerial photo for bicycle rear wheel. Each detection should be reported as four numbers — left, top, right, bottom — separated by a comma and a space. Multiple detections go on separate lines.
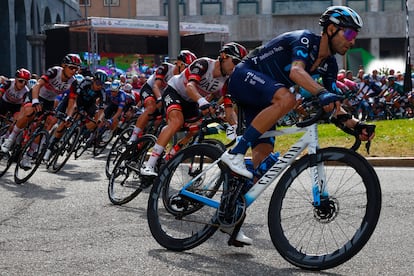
14, 130, 50, 184
147, 143, 225, 251
48, 126, 80, 173
268, 147, 381, 270
108, 134, 156, 205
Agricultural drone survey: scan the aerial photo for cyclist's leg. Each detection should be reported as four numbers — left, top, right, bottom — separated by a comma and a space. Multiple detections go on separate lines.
140, 87, 191, 176
1, 103, 34, 152
129, 86, 157, 142
220, 66, 295, 178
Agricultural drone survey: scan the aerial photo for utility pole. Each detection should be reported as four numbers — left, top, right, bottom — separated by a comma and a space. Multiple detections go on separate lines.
168, 0, 180, 62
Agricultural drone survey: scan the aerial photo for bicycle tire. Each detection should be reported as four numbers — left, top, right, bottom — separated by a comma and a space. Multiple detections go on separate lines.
105, 126, 133, 179
108, 134, 156, 205
74, 127, 95, 159
48, 126, 80, 173
0, 151, 13, 177
0, 124, 9, 137
93, 127, 114, 156
147, 143, 225, 251
14, 130, 50, 184
198, 138, 226, 152
268, 147, 381, 270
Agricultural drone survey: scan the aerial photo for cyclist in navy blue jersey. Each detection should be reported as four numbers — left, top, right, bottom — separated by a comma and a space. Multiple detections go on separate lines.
221, 6, 376, 195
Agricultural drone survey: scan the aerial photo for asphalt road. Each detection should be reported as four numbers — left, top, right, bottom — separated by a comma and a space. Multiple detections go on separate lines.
0, 153, 413, 276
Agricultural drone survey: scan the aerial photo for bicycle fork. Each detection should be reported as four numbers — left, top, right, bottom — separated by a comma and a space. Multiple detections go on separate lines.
309, 156, 328, 207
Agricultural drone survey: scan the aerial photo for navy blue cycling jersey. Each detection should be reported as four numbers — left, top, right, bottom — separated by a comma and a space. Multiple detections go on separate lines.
243, 29, 339, 93
74, 78, 105, 108
104, 89, 126, 109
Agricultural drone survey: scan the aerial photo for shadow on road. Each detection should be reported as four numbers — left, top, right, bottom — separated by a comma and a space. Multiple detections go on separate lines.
148, 249, 343, 276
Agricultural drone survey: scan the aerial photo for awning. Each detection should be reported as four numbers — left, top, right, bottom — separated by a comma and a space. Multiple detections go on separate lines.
68, 17, 229, 36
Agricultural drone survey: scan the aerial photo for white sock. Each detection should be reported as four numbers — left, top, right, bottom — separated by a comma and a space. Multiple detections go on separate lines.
146, 143, 164, 168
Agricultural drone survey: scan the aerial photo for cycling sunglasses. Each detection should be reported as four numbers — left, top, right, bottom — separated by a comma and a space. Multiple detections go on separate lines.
342, 28, 358, 42
17, 78, 27, 84
67, 65, 79, 71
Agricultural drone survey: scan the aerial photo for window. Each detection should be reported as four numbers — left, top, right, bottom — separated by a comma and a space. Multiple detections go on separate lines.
104, 0, 119, 7
79, 0, 90, 5
382, 0, 404, 11
237, 0, 259, 15
163, 0, 187, 16
201, 0, 222, 15
272, 0, 332, 15
346, 0, 368, 12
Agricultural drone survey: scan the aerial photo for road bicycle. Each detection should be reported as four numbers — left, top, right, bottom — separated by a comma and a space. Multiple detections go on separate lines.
107, 113, 228, 205
6, 110, 63, 184
105, 113, 166, 179
147, 108, 382, 270
46, 111, 94, 173
73, 119, 113, 159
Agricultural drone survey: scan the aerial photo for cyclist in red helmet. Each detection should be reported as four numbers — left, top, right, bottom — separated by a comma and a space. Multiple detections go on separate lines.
0, 68, 31, 117
140, 42, 247, 175
1, 54, 81, 169
127, 50, 198, 143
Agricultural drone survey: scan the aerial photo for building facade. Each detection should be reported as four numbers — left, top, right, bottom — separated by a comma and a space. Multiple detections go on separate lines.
0, 0, 81, 77
1, 0, 414, 76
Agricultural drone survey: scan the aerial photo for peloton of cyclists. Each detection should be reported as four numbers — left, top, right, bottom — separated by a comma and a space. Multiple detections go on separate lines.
1, 54, 81, 169
127, 50, 198, 143
140, 42, 247, 177
43, 69, 108, 161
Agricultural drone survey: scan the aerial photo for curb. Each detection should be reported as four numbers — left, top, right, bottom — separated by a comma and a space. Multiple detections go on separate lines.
366, 157, 414, 167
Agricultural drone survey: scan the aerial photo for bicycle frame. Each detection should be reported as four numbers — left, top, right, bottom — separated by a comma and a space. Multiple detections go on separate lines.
179, 122, 327, 209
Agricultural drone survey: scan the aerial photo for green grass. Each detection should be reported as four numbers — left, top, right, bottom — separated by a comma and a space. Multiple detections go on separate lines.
207, 119, 414, 158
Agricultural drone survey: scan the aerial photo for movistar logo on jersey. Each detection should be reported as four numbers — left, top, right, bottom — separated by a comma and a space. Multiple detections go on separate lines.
295, 50, 308, 58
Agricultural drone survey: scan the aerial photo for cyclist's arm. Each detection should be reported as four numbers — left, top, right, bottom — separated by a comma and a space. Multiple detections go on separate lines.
31, 78, 46, 102
222, 95, 237, 126
289, 61, 325, 96
66, 90, 77, 118
152, 79, 163, 101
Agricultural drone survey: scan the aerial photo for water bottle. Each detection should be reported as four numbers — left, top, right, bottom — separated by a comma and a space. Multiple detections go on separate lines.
255, 152, 280, 178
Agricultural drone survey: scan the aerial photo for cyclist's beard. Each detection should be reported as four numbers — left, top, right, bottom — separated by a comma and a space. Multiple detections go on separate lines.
62, 70, 71, 81
327, 29, 340, 55
219, 58, 227, 77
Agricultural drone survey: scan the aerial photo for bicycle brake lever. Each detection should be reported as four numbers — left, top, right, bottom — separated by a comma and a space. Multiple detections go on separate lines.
364, 125, 376, 154
365, 140, 371, 155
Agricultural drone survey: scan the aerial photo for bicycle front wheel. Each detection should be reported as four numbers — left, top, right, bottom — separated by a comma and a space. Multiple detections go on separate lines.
105, 126, 133, 179
268, 147, 381, 270
0, 151, 13, 177
147, 143, 225, 251
108, 134, 156, 205
14, 130, 50, 184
